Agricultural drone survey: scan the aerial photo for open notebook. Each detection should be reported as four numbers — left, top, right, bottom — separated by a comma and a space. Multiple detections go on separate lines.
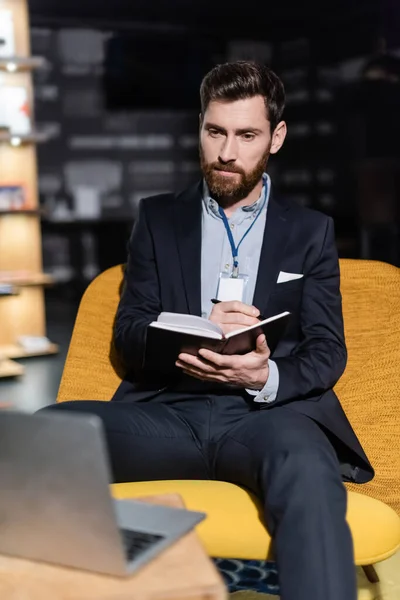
144, 311, 291, 374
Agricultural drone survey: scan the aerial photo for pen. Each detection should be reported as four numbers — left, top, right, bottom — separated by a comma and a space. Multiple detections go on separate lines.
211, 298, 266, 321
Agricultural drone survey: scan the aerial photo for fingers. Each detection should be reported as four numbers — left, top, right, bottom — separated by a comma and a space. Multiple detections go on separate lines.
255, 334, 270, 356
218, 313, 260, 327
177, 351, 236, 383
176, 353, 228, 372
209, 301, 261, 335
177, 352, 227, 382
197, 348, 235, 367
214, 300, 260, 317
256, 334, 266, 347
181, 368, 224, 383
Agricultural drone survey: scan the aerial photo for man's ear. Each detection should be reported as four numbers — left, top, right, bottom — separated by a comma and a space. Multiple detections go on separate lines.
270, 121, 287, 155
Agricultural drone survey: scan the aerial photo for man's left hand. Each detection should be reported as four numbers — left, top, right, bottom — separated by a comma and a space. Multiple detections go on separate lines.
176, 334, 270, 390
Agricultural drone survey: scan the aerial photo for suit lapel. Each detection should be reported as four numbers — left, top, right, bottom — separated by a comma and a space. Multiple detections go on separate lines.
173, 182, 293, 317
252, 190, 293, 314
173, 182, 203, 316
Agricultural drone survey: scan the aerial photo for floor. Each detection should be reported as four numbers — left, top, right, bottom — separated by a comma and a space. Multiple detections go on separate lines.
1, 298, 399, 600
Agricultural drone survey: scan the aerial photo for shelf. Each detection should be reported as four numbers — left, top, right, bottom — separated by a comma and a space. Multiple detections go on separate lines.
0, 130, 53, 146
0, 286, 20, 297
0, 273, 55, 287
1, 0, 56, 379
0, 358, 24, 378
0, 343, 59, 359
0, 56, 47, 73
41, 216, 135, 227
0, 209, 39, 216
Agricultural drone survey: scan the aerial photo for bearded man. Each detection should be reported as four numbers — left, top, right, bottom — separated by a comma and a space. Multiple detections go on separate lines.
47, 61, 373, 600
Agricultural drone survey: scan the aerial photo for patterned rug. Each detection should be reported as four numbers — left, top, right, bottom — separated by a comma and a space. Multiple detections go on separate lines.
217, 551, 400, 600
213, 558, 279, 595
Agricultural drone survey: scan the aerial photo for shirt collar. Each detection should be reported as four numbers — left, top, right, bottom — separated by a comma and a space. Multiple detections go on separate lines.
202, 172, 270, 218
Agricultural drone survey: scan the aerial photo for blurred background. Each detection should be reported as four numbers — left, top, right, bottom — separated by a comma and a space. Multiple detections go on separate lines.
0, 0, 400, 407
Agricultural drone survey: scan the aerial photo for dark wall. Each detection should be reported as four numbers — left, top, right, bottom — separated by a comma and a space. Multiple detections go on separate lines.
30, 13, 400, 298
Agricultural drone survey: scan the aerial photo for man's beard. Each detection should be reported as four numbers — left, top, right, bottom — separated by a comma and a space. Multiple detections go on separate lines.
199, 145, 270, 204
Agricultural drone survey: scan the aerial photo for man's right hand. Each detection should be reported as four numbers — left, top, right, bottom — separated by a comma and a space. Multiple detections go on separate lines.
209, 300, 261, 335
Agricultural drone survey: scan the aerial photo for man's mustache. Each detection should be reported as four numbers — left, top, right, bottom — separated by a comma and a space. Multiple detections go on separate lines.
211, 164, 244, 175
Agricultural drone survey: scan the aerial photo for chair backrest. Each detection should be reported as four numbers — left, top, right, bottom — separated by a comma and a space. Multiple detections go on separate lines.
334, 260, 400, 513
57, 264, 125, 403
57, 259, 400, 514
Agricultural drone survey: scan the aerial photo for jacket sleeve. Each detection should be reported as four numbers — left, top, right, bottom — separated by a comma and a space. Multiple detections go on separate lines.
273, 216, 347, 404
113, 199, 162, 378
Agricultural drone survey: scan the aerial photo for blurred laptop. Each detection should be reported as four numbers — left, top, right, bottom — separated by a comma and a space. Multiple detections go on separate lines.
0, 410, 205, 576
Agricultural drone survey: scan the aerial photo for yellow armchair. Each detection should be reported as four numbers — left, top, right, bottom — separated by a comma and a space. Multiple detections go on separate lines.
57, 259, 400, 578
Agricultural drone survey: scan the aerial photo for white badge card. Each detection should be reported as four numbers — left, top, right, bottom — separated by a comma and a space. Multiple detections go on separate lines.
216, 272, 249, 302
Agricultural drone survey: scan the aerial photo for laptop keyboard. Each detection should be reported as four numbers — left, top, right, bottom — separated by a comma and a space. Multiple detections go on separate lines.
120, 528, 165, 562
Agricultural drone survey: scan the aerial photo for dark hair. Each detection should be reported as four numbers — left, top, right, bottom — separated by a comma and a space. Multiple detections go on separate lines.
200, 61, 285, 132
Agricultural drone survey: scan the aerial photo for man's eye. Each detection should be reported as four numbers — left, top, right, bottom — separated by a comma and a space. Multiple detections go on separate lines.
242, 133, 255, 141
208, 129, 222, 137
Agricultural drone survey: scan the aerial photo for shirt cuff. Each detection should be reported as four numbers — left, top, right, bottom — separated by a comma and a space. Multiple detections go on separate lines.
246, 359, 279, 404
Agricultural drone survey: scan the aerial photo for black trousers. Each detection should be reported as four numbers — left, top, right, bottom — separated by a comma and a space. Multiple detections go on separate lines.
42, 391, 356, 600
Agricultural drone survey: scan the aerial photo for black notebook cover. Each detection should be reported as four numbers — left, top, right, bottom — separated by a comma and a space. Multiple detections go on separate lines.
143, 312, 291, 376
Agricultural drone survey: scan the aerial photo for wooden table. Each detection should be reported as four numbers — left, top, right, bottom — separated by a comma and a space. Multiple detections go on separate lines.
0, 493, 227, 600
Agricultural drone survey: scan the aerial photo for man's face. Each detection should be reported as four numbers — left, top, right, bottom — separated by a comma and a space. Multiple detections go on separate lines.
199, 95, 285, 201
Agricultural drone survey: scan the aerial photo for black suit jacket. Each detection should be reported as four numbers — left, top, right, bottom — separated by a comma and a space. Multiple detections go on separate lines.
112, 181, 374, 484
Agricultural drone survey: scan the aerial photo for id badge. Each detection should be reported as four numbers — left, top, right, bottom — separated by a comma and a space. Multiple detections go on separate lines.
216, 272, 249, 302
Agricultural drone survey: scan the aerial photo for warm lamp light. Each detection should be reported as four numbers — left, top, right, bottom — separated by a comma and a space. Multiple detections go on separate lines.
6, 62, 17, 72
10, 137, 22, 147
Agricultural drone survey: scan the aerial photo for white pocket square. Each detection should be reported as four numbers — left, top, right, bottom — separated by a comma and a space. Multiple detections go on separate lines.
277, 271, 304, 284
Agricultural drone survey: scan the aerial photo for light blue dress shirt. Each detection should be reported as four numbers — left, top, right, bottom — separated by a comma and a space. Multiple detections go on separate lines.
200, 173, 279, 403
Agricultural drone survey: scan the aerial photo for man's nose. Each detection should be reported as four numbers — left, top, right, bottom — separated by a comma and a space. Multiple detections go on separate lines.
218, 136, 238, 163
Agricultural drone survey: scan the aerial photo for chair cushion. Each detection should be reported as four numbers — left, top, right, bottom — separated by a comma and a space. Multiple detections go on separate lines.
112, 480, 400, 565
